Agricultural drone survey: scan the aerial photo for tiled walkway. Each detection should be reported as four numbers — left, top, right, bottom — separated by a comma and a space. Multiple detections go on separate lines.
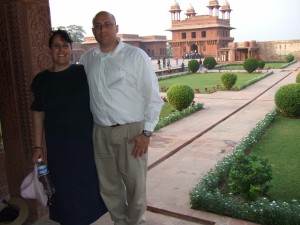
31, 61, 300, 225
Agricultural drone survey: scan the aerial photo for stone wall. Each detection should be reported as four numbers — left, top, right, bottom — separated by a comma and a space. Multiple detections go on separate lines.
250, 39, 299, 61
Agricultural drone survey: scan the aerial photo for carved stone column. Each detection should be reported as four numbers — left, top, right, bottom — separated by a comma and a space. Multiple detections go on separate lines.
0, 0, 52, 220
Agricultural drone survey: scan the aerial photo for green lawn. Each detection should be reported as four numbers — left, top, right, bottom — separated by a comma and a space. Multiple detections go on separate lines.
264, 62, 286, 69
218, 62, 286, 70
159, 102, 174, 120
159, 72, 261, 93
251, 116, 300, 201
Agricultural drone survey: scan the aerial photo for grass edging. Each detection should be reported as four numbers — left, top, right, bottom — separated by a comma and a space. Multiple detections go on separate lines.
239, 71, 274, 90
157, 71, 191, 81
189, 109, 300, 225
280, 59, 297, 69
154, 103, 203, 131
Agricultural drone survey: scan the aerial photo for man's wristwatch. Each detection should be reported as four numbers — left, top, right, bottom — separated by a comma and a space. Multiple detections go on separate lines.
142, 130, 152, 137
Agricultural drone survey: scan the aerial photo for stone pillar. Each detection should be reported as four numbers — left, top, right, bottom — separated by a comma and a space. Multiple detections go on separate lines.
0, 0, 52, 220
229, 49, 235, 62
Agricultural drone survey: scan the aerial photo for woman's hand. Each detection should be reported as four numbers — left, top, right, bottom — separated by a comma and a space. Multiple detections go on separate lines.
32, 111, 46, 163
32, 147, 47, 163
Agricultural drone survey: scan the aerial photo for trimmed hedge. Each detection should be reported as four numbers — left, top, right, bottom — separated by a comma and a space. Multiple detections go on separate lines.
221, 73, 237, 90
275, 83, 300, 117
286, 54, 294, 63
257, 60, 265, 69
167, 84, 195, 111
243, 58, 258, 73
188, 59, 200, 73
154, 103, 203, 131
203, 57, 217, 69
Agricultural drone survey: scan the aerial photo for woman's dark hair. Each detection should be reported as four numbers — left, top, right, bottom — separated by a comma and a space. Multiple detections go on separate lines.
48, 29, 73, 48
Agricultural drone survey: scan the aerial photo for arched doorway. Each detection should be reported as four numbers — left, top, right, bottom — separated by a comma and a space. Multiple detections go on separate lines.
190, 43, 198, 53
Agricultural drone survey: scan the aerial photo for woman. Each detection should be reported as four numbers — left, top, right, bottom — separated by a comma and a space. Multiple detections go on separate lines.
31, 30, 107, 225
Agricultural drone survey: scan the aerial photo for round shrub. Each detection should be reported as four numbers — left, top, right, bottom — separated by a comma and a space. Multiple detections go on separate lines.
275, 83, 300, 117
296, 72, 300, 83
257, 60, 265, 69
228, 152, 272, 201
286, 53, 294, 63
203, 57, 217, 70
188, 59, 200, 73
221, 73, 237, 90
167, 84, 195, 111
243, 58, 258, 73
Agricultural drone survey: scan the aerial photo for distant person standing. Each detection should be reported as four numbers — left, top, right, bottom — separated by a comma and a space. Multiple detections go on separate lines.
157, 58, 161, 69
175, 56, 178, 66
199, 58, 203, 72
162, 57, 166, 68
181, 62, 185, 72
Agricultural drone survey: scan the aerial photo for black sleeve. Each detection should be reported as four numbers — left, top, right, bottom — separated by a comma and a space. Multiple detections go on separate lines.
30, 73, 44, 111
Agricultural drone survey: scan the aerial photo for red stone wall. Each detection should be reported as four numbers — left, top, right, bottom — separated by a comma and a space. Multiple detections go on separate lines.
0, 150, 9, 200
0, 0, 52, 221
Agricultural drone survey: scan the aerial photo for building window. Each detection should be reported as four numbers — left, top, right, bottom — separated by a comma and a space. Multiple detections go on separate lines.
160, 48, 163, 55
201, 31, 206, 38
192, 32, 196, 38
203, 46, 206, 52
182, 33, 186, 39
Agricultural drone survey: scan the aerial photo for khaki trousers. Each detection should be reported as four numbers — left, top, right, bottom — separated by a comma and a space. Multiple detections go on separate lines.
93, 122, 147, 225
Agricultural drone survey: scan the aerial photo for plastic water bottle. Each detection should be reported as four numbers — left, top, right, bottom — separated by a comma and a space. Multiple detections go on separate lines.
37, 158, 55, 206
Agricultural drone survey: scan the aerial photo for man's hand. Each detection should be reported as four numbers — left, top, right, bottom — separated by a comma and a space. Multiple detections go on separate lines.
128, 134, 150, 158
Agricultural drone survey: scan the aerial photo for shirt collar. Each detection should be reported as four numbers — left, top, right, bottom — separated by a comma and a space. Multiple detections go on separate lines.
95, 38, 124, 57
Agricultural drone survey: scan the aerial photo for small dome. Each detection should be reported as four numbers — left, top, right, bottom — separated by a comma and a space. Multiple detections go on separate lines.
209, 0, 219, 5
221, 0, 231, 11
186, 4, 195, 13
221, 0, 230, 9
170, 0, 181, 10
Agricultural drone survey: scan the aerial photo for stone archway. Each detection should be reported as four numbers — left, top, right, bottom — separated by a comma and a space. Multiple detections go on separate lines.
0, 0, 52, 221
190, 43, 198, 53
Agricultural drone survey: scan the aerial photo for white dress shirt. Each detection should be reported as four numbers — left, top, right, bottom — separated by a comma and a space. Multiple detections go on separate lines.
79, 39, 163, 131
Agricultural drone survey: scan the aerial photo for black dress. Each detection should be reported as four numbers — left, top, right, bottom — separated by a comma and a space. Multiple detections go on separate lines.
31, 64, 107, 225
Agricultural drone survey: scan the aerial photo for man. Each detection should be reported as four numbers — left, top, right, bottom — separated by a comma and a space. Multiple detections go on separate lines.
80, 11, 163, 225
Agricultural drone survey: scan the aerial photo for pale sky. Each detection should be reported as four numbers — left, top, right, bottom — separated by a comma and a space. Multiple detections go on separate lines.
49, 0, 300, 42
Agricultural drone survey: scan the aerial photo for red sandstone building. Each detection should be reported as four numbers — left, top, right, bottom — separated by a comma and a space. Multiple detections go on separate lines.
81, 34, 167, 61
167, 0, 259, 62
168, 0, 233, 60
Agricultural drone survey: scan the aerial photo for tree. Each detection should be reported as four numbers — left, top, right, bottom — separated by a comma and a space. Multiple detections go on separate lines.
166, 43, 173, 57
52, 25, 86, 43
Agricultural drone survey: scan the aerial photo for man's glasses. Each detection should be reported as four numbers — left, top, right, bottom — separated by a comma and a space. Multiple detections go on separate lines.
93, 22, 114, 30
